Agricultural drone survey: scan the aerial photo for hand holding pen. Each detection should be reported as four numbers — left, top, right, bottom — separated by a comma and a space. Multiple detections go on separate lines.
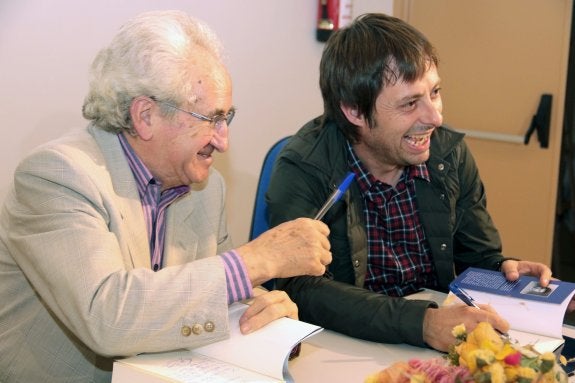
237, 172, 353, 284
449, 283, 514, 341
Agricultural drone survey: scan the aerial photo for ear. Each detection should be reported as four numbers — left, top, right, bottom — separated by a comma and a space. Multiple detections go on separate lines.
340, 103, 367, 128
130, 96, 155, 141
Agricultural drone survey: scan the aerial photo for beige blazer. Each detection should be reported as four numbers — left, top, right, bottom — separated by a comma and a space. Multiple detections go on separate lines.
0, 125, 234, 382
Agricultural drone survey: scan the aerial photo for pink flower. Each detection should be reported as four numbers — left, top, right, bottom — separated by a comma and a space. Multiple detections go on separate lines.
408, 358, 474, 383
503, 351, 522, 366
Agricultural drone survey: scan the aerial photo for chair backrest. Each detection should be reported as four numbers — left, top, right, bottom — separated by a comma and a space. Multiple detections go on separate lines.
249, 136, 291, 241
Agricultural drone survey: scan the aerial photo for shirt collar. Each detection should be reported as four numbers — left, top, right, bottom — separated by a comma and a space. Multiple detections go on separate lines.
345, 140, 430, 194
117, 133, 190, 197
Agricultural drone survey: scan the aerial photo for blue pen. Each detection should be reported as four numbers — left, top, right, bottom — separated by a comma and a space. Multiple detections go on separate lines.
314, 172, 355, 220
450, 283, 514, 340
449, 283, 480, 309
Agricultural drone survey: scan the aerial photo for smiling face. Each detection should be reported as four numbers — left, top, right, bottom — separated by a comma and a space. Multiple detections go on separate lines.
129, 52, 233, 190
345, 64, 443, 184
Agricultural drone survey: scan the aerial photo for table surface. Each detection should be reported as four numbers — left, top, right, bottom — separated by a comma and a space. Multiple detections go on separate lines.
289, 289, 444, 382
289, 328, 439, 382
113, 289, 575, 382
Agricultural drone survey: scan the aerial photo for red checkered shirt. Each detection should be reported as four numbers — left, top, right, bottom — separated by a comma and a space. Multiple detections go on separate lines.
347, 143, 438, 297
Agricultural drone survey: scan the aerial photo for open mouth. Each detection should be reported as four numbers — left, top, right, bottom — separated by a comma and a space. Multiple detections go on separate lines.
198, 145, 214, 159
404, 134, 431, 146
404, 131, 433, 149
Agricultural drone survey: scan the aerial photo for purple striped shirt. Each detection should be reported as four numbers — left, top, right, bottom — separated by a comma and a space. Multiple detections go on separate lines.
118, 134, 252, 303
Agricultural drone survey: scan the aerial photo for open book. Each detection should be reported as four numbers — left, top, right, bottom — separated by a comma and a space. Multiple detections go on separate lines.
448, 267, 575, 354
112, 302, 322, 383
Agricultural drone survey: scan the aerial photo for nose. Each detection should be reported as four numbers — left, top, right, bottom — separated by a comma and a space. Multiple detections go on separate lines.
210, 122, 229, 152
422, 97, 443, 127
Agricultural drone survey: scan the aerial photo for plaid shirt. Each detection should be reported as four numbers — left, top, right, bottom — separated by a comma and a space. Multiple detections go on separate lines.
347, 142, 438, 297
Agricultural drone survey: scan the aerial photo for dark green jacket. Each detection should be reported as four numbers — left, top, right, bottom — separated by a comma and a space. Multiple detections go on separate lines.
266, 117, 506, 347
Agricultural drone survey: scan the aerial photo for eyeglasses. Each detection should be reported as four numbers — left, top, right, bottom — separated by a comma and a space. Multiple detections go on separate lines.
153, 98, 235, 132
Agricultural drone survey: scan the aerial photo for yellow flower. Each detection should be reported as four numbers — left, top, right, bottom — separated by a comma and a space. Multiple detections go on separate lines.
495, 343, 518, 362
365, 321, 568, 382
540, 352, 557, 374
452, 323, 467, 340
504, 365, 519, 381
460, 347, 495, 373
456, 342, 478, 371
471, 348, 496, 369
516, 366, 538, 381
466, 322, 504, 353
483, 362, 505, 383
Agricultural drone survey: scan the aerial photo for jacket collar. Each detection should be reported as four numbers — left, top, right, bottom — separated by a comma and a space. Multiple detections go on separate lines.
297, 117, 465, 177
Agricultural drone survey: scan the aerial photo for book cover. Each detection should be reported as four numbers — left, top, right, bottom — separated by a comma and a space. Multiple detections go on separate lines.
452, 267, 575, 304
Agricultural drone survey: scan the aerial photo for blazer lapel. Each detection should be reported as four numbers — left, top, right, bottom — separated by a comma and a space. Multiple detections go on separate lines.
163, 195, 199, 266
89, 125, 151, 269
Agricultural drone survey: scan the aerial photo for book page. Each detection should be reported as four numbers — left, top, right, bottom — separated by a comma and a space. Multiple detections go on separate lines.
466, 290, 567, 338
506, 329, 566, 355
113, 350, 278, 383
191, 302, 322, 382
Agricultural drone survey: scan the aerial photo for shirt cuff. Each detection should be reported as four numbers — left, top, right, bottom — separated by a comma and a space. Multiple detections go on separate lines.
221, 249, 253, 304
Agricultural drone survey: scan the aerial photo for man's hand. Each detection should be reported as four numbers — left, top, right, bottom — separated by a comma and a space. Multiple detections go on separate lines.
239, 290, 298, 334
500, 259, 552, 287
422, 304, 510, 352
501, 259, 575, 312
237, 218, 332, 286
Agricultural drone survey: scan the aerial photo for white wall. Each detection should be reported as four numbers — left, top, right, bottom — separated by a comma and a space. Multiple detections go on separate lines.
0, 0, 392, 245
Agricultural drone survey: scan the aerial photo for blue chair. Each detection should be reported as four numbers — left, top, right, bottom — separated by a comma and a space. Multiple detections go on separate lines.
249, 136, 291, 289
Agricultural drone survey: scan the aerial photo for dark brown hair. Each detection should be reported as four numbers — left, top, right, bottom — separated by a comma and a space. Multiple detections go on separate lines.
319, 13, 438, 142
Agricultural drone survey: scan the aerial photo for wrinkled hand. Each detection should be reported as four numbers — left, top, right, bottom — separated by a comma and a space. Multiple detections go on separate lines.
237, 218, 332, 286
423, 304, 509, 352
239, 290, 298, 334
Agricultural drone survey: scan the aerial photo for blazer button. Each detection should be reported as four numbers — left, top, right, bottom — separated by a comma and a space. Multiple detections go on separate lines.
437, 163, 445, 171
181, 325, 192, 337
353, 259, 360, 268
192, 324, 203, 335
440, 243, 447, 251
204, 321, 215, 332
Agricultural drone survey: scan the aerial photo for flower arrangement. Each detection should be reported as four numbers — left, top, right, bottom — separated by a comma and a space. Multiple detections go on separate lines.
365, 322, 570, 383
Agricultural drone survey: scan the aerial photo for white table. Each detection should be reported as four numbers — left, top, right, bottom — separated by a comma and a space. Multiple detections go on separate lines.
112, 326, 440, 383
289, 289, 444, 382
289, 328, 439, 382
112, 290, 444, 382
113, 289, 575, 382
